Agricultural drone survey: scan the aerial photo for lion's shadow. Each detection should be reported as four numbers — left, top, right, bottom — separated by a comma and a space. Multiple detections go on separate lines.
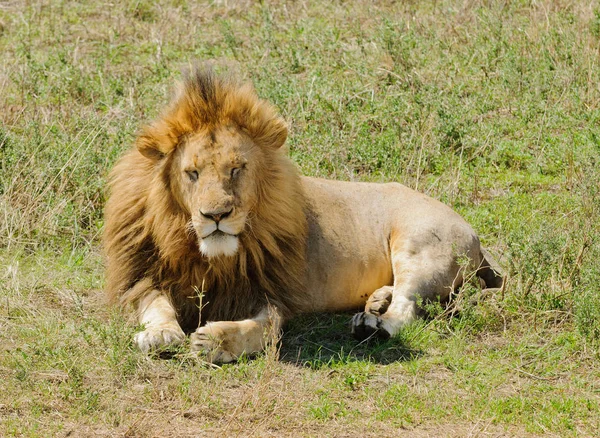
279, 312, 423, 366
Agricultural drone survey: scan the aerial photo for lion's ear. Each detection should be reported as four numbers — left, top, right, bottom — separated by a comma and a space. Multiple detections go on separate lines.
136, 124, 176, 160
136, 134, 165, 160
260, 115, 288, 150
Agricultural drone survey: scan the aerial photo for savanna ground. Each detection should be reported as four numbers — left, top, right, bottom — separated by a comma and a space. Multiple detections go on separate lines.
1, 0, 600, 436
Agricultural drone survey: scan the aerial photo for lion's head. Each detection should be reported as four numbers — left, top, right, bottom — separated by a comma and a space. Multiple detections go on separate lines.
178, 126, 255, 258
151, 121, 272, 259
104, 65, 308, 326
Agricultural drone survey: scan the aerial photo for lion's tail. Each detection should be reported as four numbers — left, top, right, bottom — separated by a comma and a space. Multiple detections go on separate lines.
476, 247, 504, 289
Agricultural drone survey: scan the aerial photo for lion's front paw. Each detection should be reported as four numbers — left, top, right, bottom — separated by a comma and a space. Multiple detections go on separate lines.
134, 324, 185, 353
190, 322, 239, 364
351, 312, 391, 341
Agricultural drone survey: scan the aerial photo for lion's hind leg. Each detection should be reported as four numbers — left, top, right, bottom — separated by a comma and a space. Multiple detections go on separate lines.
364, 286, 393, 316
351, 247, 458, 341
351, 286, 418, 341
351, 233, 482, 341
351, 285, 395, 340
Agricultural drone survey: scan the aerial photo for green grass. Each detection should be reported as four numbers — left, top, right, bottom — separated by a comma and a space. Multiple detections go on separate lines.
2, 0, 600, 436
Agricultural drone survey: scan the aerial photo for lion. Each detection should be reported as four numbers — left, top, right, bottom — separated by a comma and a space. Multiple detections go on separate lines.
103, 64, 503, 363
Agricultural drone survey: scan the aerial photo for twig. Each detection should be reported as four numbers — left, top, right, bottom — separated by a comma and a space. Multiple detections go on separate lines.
568, 238, 590, 284
513, 367, 561, 382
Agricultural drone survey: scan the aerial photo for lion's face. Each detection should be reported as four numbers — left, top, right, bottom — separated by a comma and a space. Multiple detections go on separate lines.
173, 125, 261, 258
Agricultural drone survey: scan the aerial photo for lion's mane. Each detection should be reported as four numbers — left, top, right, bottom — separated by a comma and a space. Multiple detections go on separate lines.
103, 66, 308, 331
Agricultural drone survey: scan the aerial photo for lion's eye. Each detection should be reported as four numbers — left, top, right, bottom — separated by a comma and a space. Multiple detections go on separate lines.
186, 170, 199, 182
231, 167, 242, 179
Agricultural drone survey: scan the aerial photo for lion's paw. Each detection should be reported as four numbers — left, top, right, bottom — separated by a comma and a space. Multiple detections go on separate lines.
351, 312, 391, 341
365, 287, 393, 316
134, 325, 185, 353
190, 323, 238, 364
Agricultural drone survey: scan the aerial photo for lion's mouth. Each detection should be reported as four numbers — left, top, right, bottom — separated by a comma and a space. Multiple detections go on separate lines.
202, 229, 238, 239
199, 229, 240, 258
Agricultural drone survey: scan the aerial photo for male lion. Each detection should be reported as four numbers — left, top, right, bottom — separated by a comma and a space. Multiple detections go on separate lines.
104, 65, 503, 363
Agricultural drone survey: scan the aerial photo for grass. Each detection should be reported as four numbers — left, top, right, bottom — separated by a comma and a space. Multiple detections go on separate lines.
1, 0, 600, 436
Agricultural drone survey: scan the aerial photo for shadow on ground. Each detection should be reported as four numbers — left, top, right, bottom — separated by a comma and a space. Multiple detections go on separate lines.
279, 312, 423, 367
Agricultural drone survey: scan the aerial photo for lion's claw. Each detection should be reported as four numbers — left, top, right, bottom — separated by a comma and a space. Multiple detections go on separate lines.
351, 312, 391, 341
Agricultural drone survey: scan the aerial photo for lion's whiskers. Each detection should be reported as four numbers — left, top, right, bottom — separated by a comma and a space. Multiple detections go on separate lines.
244, 211, 257, 237
186, 219, 197, 237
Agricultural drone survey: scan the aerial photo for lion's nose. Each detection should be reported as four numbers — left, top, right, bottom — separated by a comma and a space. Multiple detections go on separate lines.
200, 208, 233, 223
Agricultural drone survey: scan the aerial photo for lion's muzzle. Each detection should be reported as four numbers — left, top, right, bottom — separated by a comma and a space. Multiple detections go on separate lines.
193, 210, 247, 258
199, 230, 239, 258
200, 207, 233, 223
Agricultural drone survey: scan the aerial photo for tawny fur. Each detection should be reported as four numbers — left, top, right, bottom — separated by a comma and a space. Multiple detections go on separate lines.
104, 65, 504, 361
103, 67, 308, 331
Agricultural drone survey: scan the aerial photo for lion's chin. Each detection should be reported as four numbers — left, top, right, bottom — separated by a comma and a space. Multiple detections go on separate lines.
199, 232, 239, 258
